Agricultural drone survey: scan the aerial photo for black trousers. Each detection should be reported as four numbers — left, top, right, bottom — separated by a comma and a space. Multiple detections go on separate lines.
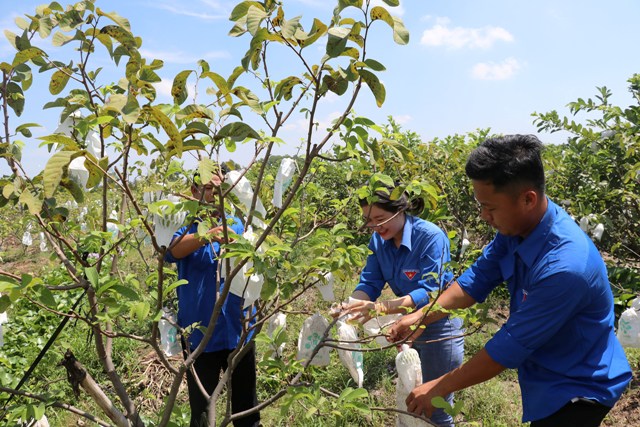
184, 343, 260, 427
530, 398, 612, 427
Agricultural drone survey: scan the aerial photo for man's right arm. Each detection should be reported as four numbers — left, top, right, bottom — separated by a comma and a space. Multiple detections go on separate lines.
169, 225, 225, 259
388, 281, 476, 342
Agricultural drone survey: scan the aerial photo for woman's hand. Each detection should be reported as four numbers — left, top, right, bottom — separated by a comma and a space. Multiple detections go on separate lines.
331, 299, 378, 324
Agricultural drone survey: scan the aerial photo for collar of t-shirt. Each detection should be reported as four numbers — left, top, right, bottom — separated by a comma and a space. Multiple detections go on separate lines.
513, 197, 557, 268
381, 214, 414, 251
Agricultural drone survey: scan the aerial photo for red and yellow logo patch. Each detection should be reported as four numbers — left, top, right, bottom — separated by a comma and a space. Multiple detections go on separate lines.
403, 269, 419, 280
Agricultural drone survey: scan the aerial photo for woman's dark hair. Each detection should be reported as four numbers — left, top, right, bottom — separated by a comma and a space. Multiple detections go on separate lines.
465, 134, 545, 194
359, 184, 425, 216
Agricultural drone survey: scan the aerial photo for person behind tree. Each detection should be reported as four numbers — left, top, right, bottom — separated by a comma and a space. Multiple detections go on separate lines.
389, 134, 632, 426
336, 181, 464, 427
164, 166, 260, 427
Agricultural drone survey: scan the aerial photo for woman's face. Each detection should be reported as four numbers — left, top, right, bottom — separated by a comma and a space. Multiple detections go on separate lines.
361, 204, 405, 242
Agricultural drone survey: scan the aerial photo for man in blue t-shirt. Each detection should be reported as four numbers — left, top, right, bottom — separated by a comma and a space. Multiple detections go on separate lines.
165, 168, 260, 427
389, 134, 632, 426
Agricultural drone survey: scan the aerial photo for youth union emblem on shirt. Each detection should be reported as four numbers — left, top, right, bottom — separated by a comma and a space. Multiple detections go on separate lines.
403, 269, 419, 280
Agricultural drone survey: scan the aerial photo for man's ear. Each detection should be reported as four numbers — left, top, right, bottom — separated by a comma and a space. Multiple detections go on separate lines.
523, 189, 538, 209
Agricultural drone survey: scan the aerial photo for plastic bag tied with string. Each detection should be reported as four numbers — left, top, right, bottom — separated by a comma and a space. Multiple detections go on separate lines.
159, 307, 181, 357
228, 227, 264, 308
395, 344, 426, 427
296, 313, 331, 366
618, 298, 640, 348
336, 320, 364, 388
266, 311, 287, 357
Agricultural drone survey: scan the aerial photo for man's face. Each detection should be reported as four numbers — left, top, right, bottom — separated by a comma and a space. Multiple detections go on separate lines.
193, 174, 223, 203
472, 180, 530, 237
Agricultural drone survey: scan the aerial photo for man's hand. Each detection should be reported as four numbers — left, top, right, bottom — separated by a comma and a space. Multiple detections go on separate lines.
208, 225, 237, 244
406, 379, 444, 418
387, 310, 425, 343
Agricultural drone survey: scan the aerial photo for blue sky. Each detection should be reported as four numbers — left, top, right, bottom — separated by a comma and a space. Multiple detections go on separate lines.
1, 0, 639, 176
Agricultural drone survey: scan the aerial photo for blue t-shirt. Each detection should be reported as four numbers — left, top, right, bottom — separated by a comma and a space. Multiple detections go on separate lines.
457, 199, 632, 422
355, 215, 453, 307
165, 216, 252, 353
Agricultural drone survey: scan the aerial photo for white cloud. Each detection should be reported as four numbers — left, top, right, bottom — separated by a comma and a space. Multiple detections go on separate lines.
421, 17, 513, 49
394, 114, 412, 125
471, 57, 522, 80
139, 48, 230, 65
149, 1, 227, 20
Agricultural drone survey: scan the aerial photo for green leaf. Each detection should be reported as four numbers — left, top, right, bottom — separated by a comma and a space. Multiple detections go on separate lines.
147, 106, 183, 157
129, 301, 150, 321
15, 122, 41, 138
60, 176, 85, 203
38, 134, 80, 150
85, 156, 108, 189
274, 76, 302, 101
163, 279, 188, 297
176, 104, 215, 121
299, 18, 327, 49
326, 27, 350, 58
19, 190, 42, 215
172, 70, 193, 105
85, 267, 99, 287
392, 16, 410, 45
198, 158, 219, 185
229, 1, 264, 21
52, 31, 76, 47
43, 151, 74, 197
214, 122, 261, 142
96, 8, 132, 31
38, 286, 56, 307
246, 5, 268, 36
370, 6, 394, 27
0, 294, 11, 312
12, 47, 46, 67
7, 82, 25, 116
49, 68, 72, 95
280, 16, 302, 40
382, 0, 400, 6
359, 69, 385, 107
363, 58, 386, 71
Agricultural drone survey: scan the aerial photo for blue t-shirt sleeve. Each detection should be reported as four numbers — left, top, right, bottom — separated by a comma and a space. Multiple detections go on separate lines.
486, 268, 590, 368
354, 238, 385, 301
409, 230, 452, 308
457, 234, 507, 303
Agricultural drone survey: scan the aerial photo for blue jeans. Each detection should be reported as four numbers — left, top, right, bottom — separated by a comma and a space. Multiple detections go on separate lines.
411, 316, 464, 427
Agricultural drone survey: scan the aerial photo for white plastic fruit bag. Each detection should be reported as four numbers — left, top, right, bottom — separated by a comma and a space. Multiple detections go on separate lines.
363, 313, 402, 346
336, 320, 364, 388
617, 298, 640, 348
228, 228, 264, 308
297, 313, 331, 366
266, 311, 287, 357
159, 307, 181, 357
0, 310, 7, 347
226, 170, 267, 229
315, 271, 335, 302
272, 157, 296, 208
395, 344, 426, 427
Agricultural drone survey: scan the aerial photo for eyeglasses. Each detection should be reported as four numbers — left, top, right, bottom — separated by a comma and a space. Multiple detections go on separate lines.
361, 210, 403, 231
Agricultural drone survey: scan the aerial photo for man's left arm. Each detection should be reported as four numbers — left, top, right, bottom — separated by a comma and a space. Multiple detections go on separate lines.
407, 348, 506, 417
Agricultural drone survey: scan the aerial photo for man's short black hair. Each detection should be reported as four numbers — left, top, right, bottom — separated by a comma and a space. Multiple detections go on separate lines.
465, 134, 545, 194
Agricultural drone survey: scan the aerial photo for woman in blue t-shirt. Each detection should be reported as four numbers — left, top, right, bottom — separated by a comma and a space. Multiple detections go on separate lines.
339, 183, 464, 427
